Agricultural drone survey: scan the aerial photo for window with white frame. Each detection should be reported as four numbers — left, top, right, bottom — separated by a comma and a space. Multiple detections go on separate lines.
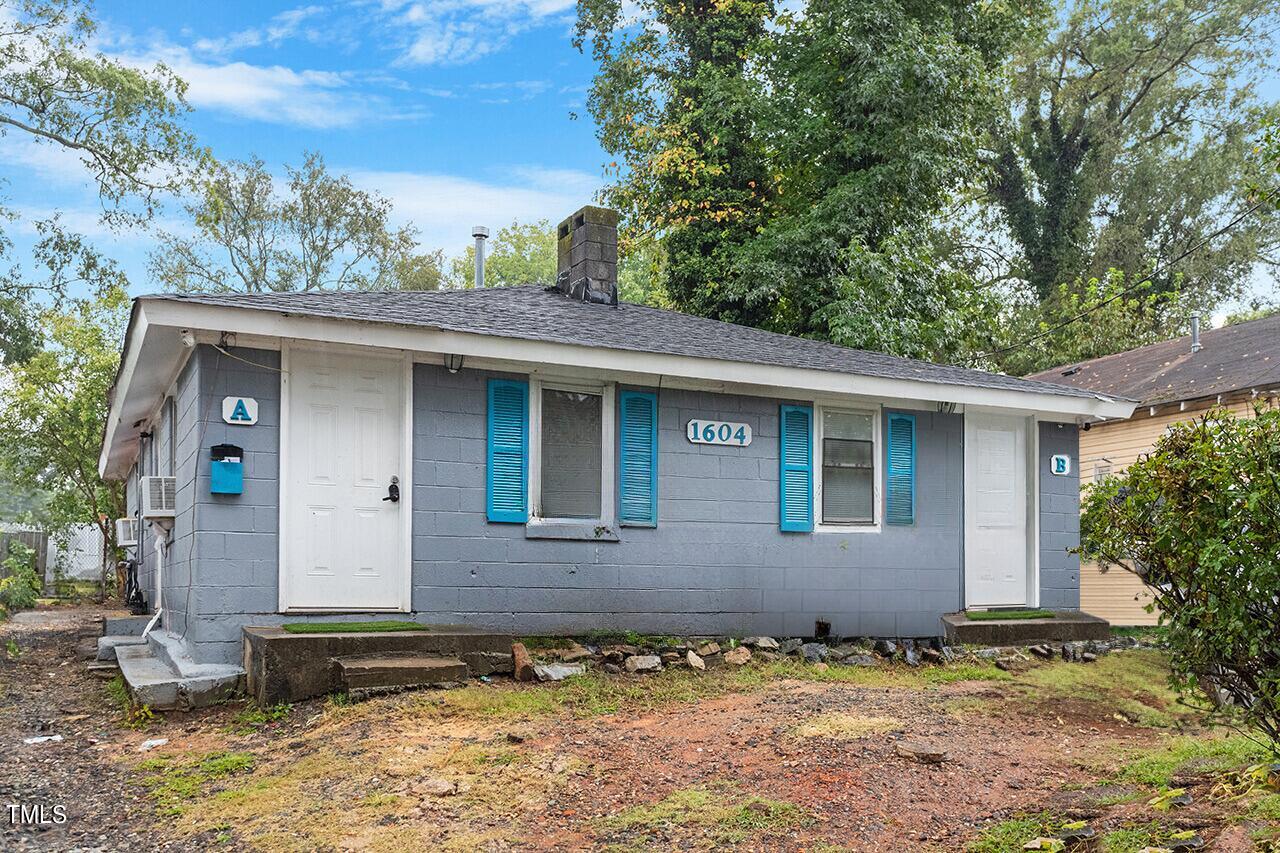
531, 381, 615, 522
817, 407, 878, 526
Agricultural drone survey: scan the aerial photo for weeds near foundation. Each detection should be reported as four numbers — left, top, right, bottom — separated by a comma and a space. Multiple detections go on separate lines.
1015, 650, 1189, 727
105, 675, 154, 729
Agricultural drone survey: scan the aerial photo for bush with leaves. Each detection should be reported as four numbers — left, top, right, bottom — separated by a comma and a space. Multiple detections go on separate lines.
0, 542, 41, 613
1080, 407, 1280, 750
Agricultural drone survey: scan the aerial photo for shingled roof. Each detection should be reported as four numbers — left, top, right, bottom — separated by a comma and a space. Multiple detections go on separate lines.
148, 285, 1113, 402
1028, 312, 1280, 406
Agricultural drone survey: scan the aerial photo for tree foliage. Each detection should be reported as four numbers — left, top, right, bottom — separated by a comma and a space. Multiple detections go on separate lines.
0, 0, 202, 361
1080, 407, 1280, 750
0, 285, 128, 574
149, 152, 439, 293
982, 0, 1280, 305
576, 0, 1029, 361
449, 219, 559, 288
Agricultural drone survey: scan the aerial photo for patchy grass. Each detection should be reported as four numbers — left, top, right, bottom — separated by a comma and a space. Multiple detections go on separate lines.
791, 712, 901, 740
922, 662, 1011, 684
405, 667, 771, 720
226, 701, 291, 734
966, 811, 1062, 852
598, 784, 808, 845
138, 751, 255, 815
1248, 794, 1280, 821
965, 609, 1055, 621
1017, 650, 1188, 727
280, 620, 423, 634
1116, 734, 1270, 788
1100, 821, 1182, 853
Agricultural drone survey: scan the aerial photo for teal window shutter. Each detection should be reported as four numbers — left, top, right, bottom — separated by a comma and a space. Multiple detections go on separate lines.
885, 412, 916, 525
486, 379, 528, 523
779, 405, 813, 532
618, 390, 658, 526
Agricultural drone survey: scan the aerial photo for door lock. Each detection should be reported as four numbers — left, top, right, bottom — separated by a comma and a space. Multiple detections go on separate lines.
382, 475, 400, 503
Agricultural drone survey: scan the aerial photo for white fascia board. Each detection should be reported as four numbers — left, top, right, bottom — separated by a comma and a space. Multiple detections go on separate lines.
131, 297, 1135, 425
98, 305, 149, 479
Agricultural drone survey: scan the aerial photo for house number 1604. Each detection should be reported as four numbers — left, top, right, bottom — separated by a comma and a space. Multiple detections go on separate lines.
686, 419, 752, 447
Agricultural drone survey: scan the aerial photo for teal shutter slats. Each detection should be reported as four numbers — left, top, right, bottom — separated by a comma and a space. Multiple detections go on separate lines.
779, 405, 814, 532
486, 379, 528, 523
885, 412, 916, 525
618, 390, 658, 526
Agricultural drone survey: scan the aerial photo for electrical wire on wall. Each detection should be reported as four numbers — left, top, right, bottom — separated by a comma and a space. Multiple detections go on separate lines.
179, 337, 286, 642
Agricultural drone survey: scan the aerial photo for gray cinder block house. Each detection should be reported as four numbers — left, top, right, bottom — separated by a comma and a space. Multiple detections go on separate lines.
100, 206, 1135, 674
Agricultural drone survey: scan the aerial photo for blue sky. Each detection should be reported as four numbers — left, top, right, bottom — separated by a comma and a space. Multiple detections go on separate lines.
1, 0, 607, 294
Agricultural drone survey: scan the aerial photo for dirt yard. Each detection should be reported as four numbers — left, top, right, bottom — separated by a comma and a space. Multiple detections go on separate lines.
3, 606, 1278, 852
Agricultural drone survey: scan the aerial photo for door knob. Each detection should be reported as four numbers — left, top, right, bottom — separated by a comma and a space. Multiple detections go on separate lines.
382, 476, 400, 503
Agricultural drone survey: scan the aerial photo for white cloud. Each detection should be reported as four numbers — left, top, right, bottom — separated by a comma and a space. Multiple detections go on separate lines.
386, 0, 577, 66
118, 45, 401, 129
346, 166, 600, 251
190, 5, 332, 56
0, 138, 93, 187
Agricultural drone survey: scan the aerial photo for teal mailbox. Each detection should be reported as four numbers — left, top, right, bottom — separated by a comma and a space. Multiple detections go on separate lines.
210, 444, 243, 495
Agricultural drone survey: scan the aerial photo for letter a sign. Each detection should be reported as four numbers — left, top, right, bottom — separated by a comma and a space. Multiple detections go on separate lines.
221, 396, 259, 425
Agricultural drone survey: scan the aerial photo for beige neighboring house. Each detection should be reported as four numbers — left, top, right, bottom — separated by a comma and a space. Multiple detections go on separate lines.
1029, 312, 1280, 625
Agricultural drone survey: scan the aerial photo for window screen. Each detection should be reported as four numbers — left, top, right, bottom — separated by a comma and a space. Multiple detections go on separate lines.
540, 389, 603, 518
822, 410, 874, 524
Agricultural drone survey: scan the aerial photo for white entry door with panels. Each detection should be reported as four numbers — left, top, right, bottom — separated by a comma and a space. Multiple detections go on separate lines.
964, 412, 1033, 608
281, 346, 409, 611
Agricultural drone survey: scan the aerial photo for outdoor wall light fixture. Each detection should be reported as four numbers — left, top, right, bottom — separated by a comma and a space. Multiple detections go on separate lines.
445, 354, 465, 374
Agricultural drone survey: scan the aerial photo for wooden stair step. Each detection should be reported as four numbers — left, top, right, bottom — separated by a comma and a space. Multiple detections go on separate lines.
337, 654, 468, 691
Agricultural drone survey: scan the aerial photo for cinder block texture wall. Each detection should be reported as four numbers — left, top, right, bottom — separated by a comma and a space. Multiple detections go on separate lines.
1037, 421, 1081, 609
410, 364, 966, 639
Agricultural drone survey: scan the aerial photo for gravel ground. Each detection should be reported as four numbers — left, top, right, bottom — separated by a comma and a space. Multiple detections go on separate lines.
0, 607, 173, 852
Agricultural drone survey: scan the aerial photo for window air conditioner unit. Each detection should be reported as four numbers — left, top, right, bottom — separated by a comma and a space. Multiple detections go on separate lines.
115, 517, 139, 548
141, 476, 177, 520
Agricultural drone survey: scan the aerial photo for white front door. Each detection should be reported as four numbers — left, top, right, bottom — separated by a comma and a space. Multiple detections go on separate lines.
282, 347, 407, 611
964, 412, 1030, 607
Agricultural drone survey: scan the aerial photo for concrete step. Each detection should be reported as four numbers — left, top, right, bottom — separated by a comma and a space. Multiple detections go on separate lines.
116, 644, 243, 711
97, 635, 147, 662
101, 613, 154, 635
243, 625, 513, 704
337, 654, 468, 692
942, 610, 1110, 646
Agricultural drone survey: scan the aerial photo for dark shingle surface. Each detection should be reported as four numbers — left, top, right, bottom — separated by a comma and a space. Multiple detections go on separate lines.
1028, 312, 1280, 405
150, 285, 1110, 401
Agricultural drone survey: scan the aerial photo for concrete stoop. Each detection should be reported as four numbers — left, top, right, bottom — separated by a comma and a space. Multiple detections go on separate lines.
942, 610, 1110, 646
115, 629, 244, 711
243, 625, 514, 704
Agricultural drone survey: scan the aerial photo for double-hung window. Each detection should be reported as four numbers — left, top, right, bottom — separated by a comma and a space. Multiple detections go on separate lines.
816, 407, 879, 528
530, 381, 615, 524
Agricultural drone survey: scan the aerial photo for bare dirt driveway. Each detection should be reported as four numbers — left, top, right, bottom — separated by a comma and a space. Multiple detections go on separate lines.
2, 606, 1277, 852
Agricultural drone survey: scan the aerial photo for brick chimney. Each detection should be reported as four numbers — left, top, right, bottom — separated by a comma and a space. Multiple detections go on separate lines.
555, 205, 618, 305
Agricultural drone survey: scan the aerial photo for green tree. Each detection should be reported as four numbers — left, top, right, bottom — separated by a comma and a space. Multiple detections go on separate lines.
982, 0, 1280, 306
575, 0, 774, 325
149, 152, 440, 293
0, 284, 129, 591
449, 220, 558, 288
1080, 407, 1280, 750
0, 0, 201, 360
577, 0, 1026, 361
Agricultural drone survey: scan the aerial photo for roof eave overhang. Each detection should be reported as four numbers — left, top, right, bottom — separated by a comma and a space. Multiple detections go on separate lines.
100, 299, 1137, 478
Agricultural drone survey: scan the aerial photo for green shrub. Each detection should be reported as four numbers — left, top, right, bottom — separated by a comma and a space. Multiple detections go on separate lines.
1080, 407, 1280, 751
0, 542, 41, 612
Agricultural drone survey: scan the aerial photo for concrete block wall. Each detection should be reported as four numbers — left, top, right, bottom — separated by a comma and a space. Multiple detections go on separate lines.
410, 364, 965, 639
1037, 421, 1081, 609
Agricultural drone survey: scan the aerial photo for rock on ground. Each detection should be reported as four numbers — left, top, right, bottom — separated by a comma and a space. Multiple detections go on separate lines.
624, 655, 663, 674
723, 647, 752, 666
512, 642, 536, 682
